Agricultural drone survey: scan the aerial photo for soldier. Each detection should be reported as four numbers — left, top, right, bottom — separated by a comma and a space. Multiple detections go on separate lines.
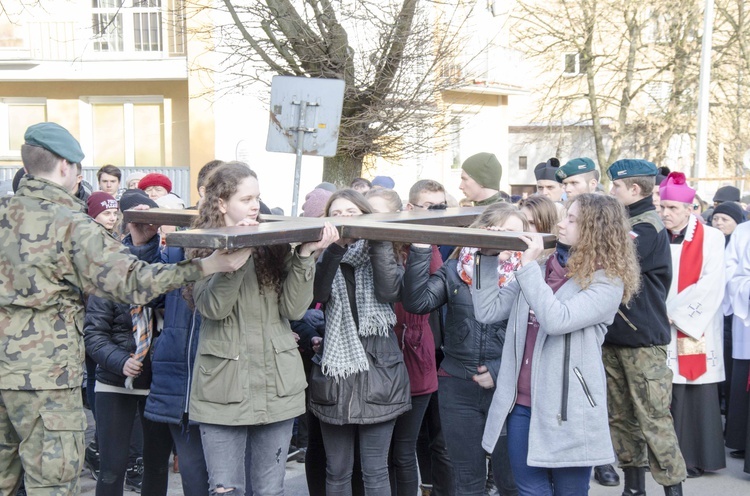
0, 122, 250, 495
606, 159, 687, 496
555, 157, 600, 199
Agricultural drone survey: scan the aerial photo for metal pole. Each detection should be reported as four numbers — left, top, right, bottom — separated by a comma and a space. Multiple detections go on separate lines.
694, 0, 715, 185
291, 101, 308, 217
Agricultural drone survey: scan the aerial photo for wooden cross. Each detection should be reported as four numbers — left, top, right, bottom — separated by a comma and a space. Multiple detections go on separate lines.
122, 206, 557, 251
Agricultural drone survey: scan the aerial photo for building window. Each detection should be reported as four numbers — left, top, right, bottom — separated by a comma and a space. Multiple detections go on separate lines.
84, 97, 165, 167
518, 155, 528, 171
92, 0, 163, 53
563, 53, 588, 76
0, 99, 47, 158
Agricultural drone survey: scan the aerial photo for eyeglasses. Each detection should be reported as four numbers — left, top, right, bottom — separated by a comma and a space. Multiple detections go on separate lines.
412, 202, 448, 210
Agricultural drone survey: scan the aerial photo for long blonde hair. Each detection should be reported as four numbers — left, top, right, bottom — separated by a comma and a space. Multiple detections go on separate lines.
566, 194, 641, 304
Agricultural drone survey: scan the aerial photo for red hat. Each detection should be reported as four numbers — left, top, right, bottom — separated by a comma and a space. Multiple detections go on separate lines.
138, 173, 172, 193
87, 191, 118, 219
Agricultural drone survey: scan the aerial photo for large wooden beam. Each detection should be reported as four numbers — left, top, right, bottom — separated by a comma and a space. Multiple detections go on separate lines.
340, 220, 555, 251
124, 206, 556, 251
121, 206, 486, 228
165, 218, 556, 251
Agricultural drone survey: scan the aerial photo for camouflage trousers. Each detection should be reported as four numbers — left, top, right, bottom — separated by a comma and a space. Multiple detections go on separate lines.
0, 388, 86, 496
602, 345, 686, 486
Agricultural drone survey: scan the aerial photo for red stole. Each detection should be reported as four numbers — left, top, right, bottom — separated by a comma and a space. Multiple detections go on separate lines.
676, 218, 707, 381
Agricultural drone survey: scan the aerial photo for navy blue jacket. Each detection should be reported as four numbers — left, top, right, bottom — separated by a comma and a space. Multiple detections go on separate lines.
144, 245, 202, 426
84, 233, 161, 389
605, 196, 673, 347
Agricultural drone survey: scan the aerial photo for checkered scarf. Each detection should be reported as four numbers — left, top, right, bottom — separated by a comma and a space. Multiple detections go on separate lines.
321, 240, 396, 379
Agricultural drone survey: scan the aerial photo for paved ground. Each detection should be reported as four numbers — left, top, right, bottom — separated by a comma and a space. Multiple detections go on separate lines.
78, 448, 750, 495
78, 408, 750, 495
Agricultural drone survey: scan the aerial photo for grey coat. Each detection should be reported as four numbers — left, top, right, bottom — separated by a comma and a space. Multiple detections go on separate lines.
472, 256, 621, 468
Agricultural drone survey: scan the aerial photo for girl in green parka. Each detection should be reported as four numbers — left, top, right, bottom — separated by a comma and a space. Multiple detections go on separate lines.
186, 162, 338, 496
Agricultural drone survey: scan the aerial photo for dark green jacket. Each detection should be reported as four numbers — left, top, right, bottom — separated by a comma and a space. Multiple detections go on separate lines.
473, 192, 504, 206
190, 250, 315, 426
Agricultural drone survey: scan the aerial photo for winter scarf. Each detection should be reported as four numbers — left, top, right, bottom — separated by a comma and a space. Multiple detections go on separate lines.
458, 247, 523, 289
322, 240, 396, 379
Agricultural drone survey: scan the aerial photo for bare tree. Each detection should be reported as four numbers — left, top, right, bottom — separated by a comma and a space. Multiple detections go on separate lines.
509, 0, 714, 182
711, 0, 750, 179
187, 0, 482, 185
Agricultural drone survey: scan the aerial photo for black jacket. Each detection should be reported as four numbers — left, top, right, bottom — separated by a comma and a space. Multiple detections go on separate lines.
605, 196, 673, 347
84, 234, 161, 389
308, 240, 411, 425
401, 246, 506, 383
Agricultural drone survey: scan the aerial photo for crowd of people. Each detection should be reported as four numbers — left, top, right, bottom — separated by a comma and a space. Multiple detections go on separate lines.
1, 121, 749, 496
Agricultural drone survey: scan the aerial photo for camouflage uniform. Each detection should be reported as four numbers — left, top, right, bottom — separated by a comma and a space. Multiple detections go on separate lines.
0, 176, 202, 495
602, 346, 687, 486
602, 198, 686, 487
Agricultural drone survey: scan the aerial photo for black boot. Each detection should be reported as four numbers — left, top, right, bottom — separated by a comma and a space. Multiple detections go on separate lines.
594, 464, 620, 486
663, 483, 683, 496
621, 467, 646, 496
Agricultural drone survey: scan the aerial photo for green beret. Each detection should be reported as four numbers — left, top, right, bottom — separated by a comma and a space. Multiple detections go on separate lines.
555, 157, 596, 183
24, 122, 85, 164
606, 159, 658, 181
461, 152, 502, 190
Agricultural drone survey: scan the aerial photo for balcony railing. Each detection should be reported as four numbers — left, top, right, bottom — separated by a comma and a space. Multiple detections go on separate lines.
1, 4, 186, 62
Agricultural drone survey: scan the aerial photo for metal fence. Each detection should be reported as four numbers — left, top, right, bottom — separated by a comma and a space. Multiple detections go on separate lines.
0, 166, 192, 205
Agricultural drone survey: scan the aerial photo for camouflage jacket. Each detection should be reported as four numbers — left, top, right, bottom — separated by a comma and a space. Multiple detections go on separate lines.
0, 176, 202, 390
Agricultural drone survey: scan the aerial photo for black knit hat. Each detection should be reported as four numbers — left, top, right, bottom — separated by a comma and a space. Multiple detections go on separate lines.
713, 202, 745, 226
714, 186, 741, 204
119, 188, 158, 212
655, 166, 671, 186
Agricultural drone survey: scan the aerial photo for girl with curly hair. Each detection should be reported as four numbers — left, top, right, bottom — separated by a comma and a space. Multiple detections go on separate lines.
472, 194, 640, 496
187, 162, 338, 496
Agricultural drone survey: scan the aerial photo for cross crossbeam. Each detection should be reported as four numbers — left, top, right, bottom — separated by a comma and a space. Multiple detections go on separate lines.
122, 207, 557, 251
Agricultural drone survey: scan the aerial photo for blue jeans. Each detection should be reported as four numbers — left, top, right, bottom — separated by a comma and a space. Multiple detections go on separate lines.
506, 405, 591, 496
319, 420, 396, 496
438, 375, 517, 496
200, 419, 293, 496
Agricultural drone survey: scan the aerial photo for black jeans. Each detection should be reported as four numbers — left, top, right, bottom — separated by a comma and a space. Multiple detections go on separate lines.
306, 411, 364, 496
95, 392, 163, 496
416, 391, 455, 495
438, 375, 517, 496
390, 393, 431, 496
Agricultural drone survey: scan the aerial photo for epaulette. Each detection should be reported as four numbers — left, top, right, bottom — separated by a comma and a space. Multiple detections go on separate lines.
629, 209, 665, 233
